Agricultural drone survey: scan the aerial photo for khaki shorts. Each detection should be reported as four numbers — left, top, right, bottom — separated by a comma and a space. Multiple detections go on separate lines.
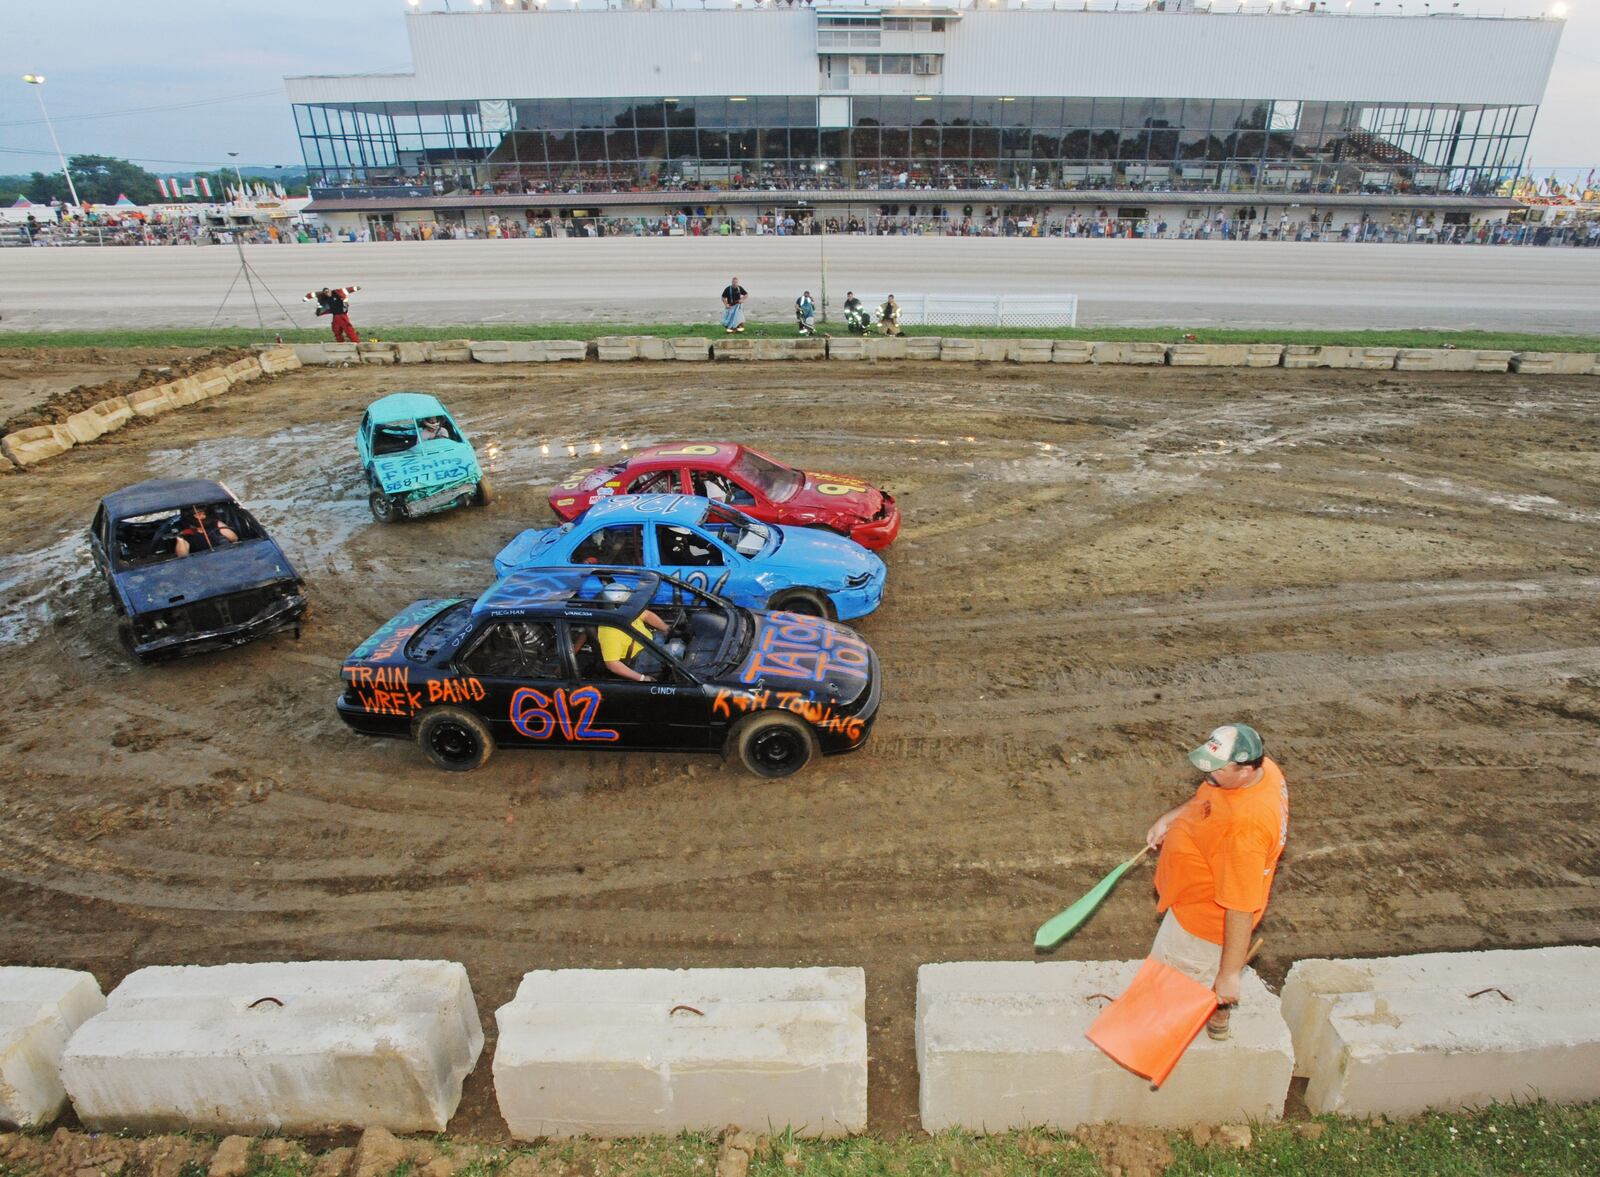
1149, 909, 1223, 987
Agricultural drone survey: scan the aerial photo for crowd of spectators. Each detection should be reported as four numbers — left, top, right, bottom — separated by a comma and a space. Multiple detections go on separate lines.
7, 206, 1596, 248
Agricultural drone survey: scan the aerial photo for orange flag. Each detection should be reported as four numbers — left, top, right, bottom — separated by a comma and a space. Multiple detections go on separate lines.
1085, 957, 1218, 1088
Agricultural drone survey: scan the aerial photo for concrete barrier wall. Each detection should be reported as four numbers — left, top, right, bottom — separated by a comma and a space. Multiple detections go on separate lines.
61, 961, 483, 1135
916, 961, 1292, 1132
1282, 947, 1600, 1118
0, 968, 105, 1128
493, 967, 867, 1139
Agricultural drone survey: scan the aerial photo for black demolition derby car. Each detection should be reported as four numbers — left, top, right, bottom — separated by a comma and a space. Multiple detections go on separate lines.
337, 567, 881, 777
89, 479, 308, 663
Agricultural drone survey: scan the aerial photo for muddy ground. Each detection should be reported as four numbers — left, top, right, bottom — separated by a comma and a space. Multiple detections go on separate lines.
1, 358, 1598, 1137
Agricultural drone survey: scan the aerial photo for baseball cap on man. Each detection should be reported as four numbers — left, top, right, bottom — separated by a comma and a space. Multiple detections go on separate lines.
1189, 723, 1265, 772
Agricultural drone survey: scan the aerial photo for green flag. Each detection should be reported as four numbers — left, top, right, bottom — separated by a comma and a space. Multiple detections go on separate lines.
1034, 846, 1150, 952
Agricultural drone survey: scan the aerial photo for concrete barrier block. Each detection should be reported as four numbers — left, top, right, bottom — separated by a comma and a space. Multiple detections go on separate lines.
1281, 344, 1323, 369
61, 960, 483, 1134
1091, 342, 1166, 365
671, 337, 712, 362
905, 337, 942, 360
544, 339, 587, 362
257, 346, 303, 374
1051, 340, 1093, 364
192, 369, 232, 400
127, 385, 178, 419
637, 336, 673, 361
973, 339, 1010, 362
1470, 350, 1513, 372
863, 337, 909, 360
165, 377, 205, 407
1006, 340, 1054, 363
1245, 344, 1285, 367
939, 338, 978, 362
1282, 947, 1600, 1116
494, 967, 866, 1139
394, 342, 431, 364
1395, 348, 1485, 372
0, 967, 106, 1128
292, 343, 358, 366
594, 336, 640, 362
917, 960, 1291, 1132
714, 337, 759, 361
1511, 351, 1598, 375
223, 358, 263, 385
354, 343, 397, 365
64, 408, 108, 445
1358, 347, 1400, 369
87, 397, 134, 435
827, 337, 867, 361
470, 340, 542, 363
428, 339, 473, 363
792, 336, 827, 360
2, 424, 75, 467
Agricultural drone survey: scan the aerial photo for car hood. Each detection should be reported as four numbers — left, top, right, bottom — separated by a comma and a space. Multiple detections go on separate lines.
371, 440, 481, 492
729, 611, 878, 707
761, 524, 884, 586
782, 472, 885, 523
346, 598, 461, 667
117, 540, 299, 616
492, 527, 565, 579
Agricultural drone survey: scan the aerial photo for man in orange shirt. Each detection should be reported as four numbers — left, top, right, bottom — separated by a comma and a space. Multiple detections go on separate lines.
1145, 723, 1288, 1032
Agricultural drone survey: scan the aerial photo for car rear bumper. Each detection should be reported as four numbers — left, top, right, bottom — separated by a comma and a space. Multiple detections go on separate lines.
850, 496, 901, 549
129, 595, 307, 663
336, 695, 413, 738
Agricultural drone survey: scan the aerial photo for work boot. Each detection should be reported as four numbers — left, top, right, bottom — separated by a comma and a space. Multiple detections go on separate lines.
1206, 1005, 1232, 1041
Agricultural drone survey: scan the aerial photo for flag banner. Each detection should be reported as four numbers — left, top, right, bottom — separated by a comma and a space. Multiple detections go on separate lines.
156, 178, 171, 199
1086, 957, 1218, 1088
198, 177, 212, 199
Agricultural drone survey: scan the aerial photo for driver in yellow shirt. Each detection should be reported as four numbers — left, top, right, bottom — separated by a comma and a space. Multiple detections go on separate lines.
597, 583, 672, 681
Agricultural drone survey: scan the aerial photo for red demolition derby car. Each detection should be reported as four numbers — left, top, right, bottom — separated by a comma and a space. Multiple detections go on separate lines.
548, 443, 900, 549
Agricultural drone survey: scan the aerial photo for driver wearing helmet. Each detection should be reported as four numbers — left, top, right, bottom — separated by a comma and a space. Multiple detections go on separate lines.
596, 581, 673, 682
418, 415, 450, 442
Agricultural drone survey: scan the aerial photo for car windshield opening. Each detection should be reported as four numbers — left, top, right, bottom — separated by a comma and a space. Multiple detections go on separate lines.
372, 422, 418, 455
112, 503, 259, 567
700, 504, 770, 557
731, 450, 804, 501
406, 600, 474, 661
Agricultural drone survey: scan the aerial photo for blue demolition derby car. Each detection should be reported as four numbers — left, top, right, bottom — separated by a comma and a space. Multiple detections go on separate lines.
357, 393, 493, 523
492, 495, 887, 621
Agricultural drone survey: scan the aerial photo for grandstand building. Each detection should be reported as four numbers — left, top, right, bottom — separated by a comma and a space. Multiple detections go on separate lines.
290, 3, 1563, 237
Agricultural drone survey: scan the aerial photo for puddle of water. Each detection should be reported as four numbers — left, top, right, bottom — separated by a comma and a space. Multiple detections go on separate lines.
0, 529, 95, 648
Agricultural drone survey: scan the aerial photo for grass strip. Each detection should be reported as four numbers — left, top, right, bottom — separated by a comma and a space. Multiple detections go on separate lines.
1, 325, 1597, 353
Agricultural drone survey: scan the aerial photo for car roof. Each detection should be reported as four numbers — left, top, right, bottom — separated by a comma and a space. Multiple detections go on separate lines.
635, 442, 742, 467
102, 478, 233, 519
368, 392, 447, 422
472, 566, 662, 619
580, 494, 708, 526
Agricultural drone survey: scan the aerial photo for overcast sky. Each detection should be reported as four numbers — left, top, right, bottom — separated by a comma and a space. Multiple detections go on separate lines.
1, 0, 1595, 176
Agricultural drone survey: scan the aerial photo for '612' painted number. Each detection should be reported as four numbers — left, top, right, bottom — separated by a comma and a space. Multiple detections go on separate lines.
510, 686, 618, 742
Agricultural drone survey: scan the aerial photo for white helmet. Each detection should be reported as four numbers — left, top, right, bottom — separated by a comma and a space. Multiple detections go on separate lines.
600, 581, 632, 604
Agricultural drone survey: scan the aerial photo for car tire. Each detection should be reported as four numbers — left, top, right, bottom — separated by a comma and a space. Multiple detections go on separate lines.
416, 707, 494, 772
730, 712, 815, 779
474, 477, 495, 507
369, 489, 402, 524
768, 588, 833, 619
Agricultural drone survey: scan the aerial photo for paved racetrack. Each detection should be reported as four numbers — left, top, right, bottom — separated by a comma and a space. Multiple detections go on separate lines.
3, 238, 1597, 333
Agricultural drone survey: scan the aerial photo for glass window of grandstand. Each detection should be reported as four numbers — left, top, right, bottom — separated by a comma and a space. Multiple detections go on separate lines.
298, 96, 1534, 198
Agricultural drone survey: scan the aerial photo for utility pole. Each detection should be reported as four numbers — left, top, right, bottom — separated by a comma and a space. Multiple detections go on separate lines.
21, 75, 82, 208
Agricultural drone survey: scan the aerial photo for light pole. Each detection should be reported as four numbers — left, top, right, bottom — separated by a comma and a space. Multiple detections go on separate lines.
21, 74, 82, 209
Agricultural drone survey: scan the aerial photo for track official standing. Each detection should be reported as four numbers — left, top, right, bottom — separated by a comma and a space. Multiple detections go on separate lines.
720, 276, 748, 333
306, 285, 362, 343
1144, 723, 1287, 1028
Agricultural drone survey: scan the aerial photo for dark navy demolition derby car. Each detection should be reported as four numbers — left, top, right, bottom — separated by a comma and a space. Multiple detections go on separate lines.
89, 479, 307, 663
336, 567, 881, 778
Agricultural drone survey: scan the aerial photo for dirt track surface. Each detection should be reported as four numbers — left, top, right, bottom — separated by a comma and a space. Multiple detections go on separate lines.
2, 359, 1599, 1136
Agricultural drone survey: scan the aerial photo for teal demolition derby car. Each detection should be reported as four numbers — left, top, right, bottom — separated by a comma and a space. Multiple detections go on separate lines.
357, 393, 493, 523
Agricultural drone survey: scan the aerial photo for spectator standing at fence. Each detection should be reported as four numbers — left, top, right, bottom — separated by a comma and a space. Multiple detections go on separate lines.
721, 276, 749, 333
306, 285, 362, 343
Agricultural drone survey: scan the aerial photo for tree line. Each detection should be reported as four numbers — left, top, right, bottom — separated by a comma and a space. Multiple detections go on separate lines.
0, 156, 307, 206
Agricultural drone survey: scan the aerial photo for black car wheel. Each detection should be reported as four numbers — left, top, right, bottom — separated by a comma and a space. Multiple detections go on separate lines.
369, 489, 401, 524
768, 588, 832, 619
731, 713, 815, 779
416, 707, 494, 772
474, 477, 495, 507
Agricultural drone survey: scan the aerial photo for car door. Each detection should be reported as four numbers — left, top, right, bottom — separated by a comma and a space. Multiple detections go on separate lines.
649, 522, 737, 605
454, 619, 570, 747
559, 620, 713, 750
687, 466, 760, 510
624, 467, 687, 495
